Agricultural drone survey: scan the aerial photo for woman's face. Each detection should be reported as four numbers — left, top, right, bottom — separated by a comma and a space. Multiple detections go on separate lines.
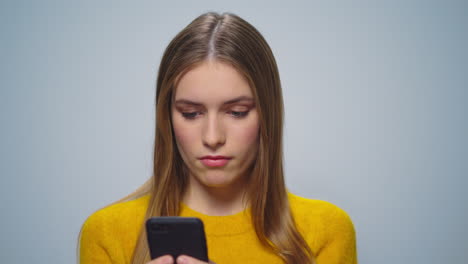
171, 61, 259, 189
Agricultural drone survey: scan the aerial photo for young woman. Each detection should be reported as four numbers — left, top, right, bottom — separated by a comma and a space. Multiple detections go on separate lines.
79, 12, 357, 264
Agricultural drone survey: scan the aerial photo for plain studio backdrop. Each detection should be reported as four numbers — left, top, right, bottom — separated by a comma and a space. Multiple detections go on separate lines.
1, 1, 467, 263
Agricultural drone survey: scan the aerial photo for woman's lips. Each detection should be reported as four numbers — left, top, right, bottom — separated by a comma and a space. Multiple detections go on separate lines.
199, 156, 231, 167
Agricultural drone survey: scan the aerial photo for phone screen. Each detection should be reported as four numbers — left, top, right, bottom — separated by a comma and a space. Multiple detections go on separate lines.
146, 217, 208, 262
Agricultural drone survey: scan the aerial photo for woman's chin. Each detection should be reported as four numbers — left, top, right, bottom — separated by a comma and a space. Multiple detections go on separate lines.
202, 178, 233, 188
198, 173, 239, 188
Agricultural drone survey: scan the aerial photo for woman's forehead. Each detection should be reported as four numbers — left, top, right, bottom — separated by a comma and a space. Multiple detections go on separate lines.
174, 61, 253, 103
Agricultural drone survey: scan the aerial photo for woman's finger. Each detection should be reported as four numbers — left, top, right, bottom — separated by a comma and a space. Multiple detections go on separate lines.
175, 255, 214, 264
146, 255, 174, 264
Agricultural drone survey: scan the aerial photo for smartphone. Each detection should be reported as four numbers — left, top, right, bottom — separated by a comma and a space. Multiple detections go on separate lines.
146, 217, 208, 262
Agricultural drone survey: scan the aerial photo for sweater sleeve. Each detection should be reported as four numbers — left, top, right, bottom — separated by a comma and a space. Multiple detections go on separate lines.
79, 212, 113, 264
315, 205, 358, 264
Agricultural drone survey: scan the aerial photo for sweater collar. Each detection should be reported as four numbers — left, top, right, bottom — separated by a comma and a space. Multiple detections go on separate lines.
179, 203, 253, 236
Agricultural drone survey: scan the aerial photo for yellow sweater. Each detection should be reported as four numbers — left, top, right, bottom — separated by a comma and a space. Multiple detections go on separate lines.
79, 193, 357, 263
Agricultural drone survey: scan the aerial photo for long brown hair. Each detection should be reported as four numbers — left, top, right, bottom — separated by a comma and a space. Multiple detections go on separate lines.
79, 12, 315, 264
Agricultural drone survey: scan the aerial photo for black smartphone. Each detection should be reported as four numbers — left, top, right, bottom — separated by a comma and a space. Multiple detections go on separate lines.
145, 217, 208, 262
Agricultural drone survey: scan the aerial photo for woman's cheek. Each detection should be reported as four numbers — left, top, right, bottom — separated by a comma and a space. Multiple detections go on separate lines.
244, 123, 260, 145
234, 116, 260, 147
172, 119, 195, 154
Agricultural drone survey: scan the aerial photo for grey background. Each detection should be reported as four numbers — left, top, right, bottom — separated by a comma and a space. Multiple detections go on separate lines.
1, 0, 467, 263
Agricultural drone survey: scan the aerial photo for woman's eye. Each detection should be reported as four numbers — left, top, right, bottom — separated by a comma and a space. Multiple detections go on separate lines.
230, 111, 249, 118
181, 110, 249, 119
181, 112, 200, 119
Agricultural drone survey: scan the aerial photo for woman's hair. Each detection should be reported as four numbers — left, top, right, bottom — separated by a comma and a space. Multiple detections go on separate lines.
78, 12, 315, 264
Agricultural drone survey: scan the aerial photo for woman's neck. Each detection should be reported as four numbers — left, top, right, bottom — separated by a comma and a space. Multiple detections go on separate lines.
183, 176, 249, 216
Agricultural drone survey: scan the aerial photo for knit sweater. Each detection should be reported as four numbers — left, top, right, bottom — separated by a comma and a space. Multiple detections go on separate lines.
79, 193, 357, 264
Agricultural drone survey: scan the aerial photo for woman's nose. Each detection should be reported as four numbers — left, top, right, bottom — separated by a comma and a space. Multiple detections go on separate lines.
202, 114, 226, 150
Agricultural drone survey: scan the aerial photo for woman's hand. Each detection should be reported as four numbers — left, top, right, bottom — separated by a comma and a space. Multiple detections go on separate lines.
176, 255, 215, 264
146, 255, 173, 264
146, 255, 215, 264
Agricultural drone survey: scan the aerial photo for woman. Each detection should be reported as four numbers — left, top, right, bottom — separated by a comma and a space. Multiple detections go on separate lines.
79, 12, 357, 264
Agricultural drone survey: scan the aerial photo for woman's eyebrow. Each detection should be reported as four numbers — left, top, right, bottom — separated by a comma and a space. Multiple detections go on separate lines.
224, 96, 254, 104
174, 96, 254, 106
174, 99, 202, 106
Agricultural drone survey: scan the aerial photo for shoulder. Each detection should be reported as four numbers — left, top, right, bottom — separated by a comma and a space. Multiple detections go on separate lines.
287, 192, 356, 246
81, 194, 150, 240
79, 195, 150, 262
288, 192, 350, 221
